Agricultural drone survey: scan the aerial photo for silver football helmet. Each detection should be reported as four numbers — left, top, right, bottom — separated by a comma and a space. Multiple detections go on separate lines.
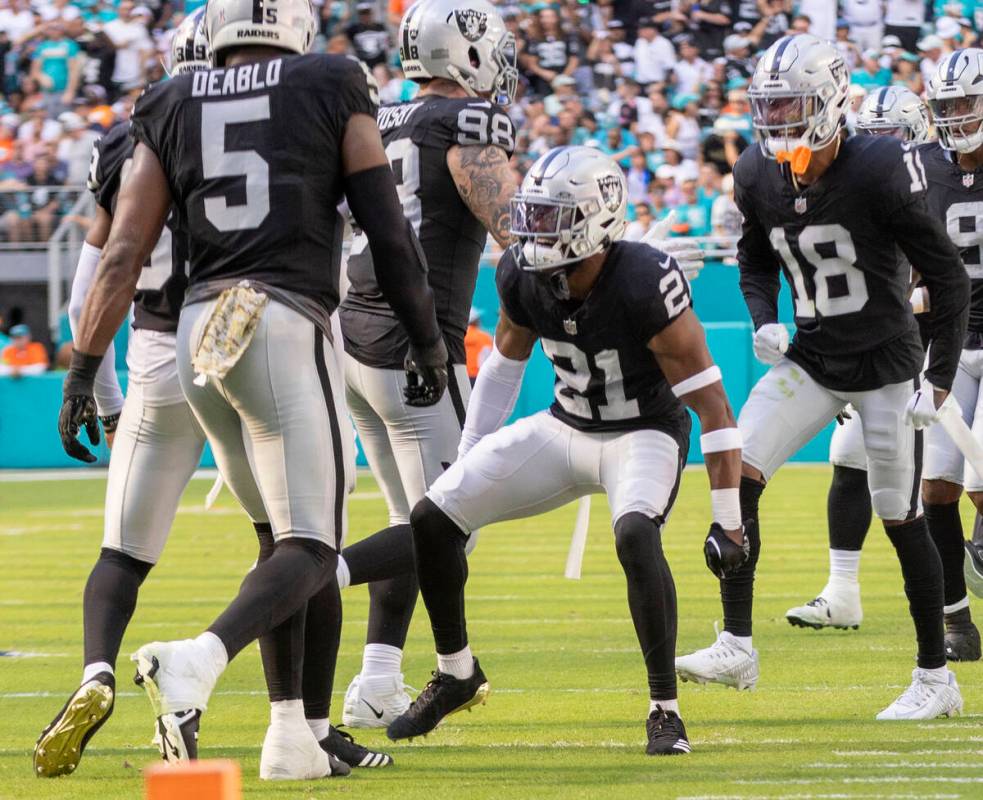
748, 34, 850, 165
399, 0, 518, 105
204, 0, 316, 66
169, 8, 210, 76
927, 48, 983, 154
511, 146, 627, 288
856, 86, 931, 143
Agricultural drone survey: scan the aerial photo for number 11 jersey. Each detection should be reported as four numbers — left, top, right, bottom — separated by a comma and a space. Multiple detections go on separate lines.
734, 135, 967, 392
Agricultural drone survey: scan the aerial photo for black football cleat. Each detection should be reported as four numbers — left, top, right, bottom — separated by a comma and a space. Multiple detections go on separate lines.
945, 607, 982, 662
645, 706, 691, 756
34, 673, 115, 777
965, 541, 983, 600
321, 726, 393, 768
386, 659, 490, 741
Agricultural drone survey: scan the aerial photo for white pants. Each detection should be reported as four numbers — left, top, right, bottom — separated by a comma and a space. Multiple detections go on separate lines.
924, 348, 983, 492
740, 359, 920, 521
177, 299, 355, 548
427, 412, 683, 536
829, 410, 867, 471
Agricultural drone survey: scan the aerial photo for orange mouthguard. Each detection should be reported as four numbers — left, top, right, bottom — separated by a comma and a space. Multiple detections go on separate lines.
776, 146, 813, 175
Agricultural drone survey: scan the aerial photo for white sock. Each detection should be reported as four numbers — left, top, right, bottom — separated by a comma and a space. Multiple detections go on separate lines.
195, 631, 229, 681
829, 549, 861, 585
362, 643, 403, 678
922, 665, 950, 683
307, 717, 331, 741
82, 661, 113, 684
336, 555, 351, 590
436, 646, 474, 680
944, 596, 970, 615
721, 630, 752, 654
650, 698, 679, 715
270, 698, 306, 727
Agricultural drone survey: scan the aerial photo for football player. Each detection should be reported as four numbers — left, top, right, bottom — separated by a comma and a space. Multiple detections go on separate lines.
675, 35, 970, 720
335, 0, 519, 728
58, 0, 445, 781
785, 85, 935, 633
386, 146, 744, 756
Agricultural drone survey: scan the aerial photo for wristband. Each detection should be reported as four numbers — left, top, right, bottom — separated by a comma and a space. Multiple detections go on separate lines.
99, 413, 121, 434
700, 427, 742, 453
63, 350, 104, 397
671, 365, 722, 397
711, 487, 741, 529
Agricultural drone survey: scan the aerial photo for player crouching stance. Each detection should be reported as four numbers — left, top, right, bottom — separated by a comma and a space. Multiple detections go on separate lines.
386, 146, 744, 755
676, 35, 968, 720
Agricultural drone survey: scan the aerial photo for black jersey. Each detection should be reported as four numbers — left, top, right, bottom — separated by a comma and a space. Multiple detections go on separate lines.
342, 96, 515, 368
496, 241, 693, 446
86, 122, 188, 334
735, 135, 968, 392
130, 54, 376, 324
919, 142, 983, 346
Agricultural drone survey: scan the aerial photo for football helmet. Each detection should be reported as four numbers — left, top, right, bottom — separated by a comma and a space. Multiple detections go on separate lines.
169, 8, 210, 76
856, 86, 931, 143
927, 48, 983, 154
748, 34, 850, 172
399, 0, 518, 105
510, 146, 627, 296
204, 0, 316, 66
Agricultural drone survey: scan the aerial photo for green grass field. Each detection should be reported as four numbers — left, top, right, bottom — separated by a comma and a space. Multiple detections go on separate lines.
2, 466, 982, 800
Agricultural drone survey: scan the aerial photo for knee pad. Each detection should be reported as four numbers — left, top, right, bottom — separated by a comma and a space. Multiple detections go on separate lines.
410, 497, 468, 548
98, 546, 154, 582
870, 488, 911, 522
863, 420, 901, 462
614, 512, 661, 569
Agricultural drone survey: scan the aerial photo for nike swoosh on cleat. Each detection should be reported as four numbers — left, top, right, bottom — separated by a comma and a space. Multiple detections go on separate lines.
361, 699, 385, 719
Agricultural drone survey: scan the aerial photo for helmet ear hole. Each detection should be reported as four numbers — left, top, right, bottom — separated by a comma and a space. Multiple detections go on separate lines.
468, 46, 480, 69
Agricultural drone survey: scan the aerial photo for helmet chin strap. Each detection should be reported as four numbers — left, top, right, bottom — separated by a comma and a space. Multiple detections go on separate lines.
446, 65, 479, 97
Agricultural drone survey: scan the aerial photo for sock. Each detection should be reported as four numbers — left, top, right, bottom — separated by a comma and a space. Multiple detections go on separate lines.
307, 717, 331, 741
723, 632, 752, 654
82, 661, 113, 684
195, 631, 229, 679
410, 498, 470, 655
827, 465, 872, 551
208, 537, 336, 660
336, 555, 351, 590
650, 698, 679, 715
924, 501, 968, 607
885, 517, 946, 670
362, 643, 403, 678
301, 579, 342, 720
270, 698, 305, 727
342, 523, 415, 586
944, 596, 970, 615
366, 572, 419, 650
82, 548, 153, 669
437, 646, 474, 679
614, 512, 678, 703
829, 549, 861, 585
923, 664, 950, 682
721, 477, 764, 637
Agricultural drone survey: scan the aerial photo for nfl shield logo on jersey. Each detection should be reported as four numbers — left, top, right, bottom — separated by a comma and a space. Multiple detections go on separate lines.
455, 9, 488, 42
563, 318, 577, 335
794, 197, 807, 214
964, 173, 975, 188
597, 175, 623, 213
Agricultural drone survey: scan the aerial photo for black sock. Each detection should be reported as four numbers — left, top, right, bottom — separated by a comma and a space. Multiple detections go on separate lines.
720, 477, 764, 637
209, 536, 336, 660
82, 548, 153, 668
828, 466, 872, 551
614, 513, 677, 701
300, 579, 342, 720
885, 516, 945, 669
924, 501, 967, 607
974, 512, 983, 546
410, 498, 469, 655
342, 523, 415, 585
366, 573, 419, 649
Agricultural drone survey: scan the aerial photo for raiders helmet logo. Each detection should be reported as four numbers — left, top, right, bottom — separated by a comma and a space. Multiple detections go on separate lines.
597, 175, 623, 213
455, 9, 488, 42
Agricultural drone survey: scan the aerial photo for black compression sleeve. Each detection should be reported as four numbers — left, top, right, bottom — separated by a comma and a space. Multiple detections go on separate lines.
344, 164, 441, 348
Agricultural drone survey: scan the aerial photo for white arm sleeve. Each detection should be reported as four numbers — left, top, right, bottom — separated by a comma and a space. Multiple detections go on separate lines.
68, 241, 125, 417
457, 344, 528, 460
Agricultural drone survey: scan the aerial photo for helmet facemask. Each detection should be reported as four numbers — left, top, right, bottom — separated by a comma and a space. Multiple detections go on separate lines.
749, 87, 842, 172
930, 94, 983, 154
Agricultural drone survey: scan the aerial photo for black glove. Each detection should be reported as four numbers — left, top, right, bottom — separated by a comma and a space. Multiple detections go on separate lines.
703, 522, 750, 579
404, 337, 449, 407
58, 351, 104, 463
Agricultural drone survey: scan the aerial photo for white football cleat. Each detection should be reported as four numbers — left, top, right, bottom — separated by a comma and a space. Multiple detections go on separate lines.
675, 628, 759, 690
786, 581, 862, 630
341, 673, 412, 728
259, 720, 350, 780
131, 640, 218, 762
876, 668, 963, 720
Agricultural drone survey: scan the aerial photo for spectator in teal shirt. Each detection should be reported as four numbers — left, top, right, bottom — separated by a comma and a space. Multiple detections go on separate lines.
598, 125, 638, 169
30, 23, 81, 114
850, 50, 892, 90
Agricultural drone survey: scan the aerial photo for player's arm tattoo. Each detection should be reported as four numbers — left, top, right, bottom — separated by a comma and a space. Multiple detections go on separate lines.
447, 144, 518, 249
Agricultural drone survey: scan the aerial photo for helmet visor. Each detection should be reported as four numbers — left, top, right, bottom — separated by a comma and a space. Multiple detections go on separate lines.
510, 198, 575, 237
749, 93, 814, 138
858, 124, 906, 139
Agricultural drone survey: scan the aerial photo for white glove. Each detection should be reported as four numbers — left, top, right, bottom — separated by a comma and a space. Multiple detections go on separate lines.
905, 382, 951, 430
752, 323, 789, 366
641, 210, 705, 280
